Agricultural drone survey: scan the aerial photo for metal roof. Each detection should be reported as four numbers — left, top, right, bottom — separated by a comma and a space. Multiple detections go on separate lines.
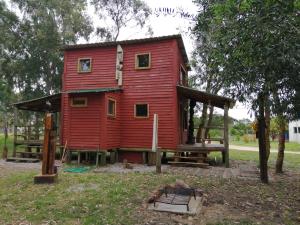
67, 87, 122, 94
177, 85, 235, 109
63, 34, 189, 65
13, 93, 61, 112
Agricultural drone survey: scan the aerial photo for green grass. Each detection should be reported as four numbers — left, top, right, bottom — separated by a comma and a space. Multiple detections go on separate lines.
0, 169, 299, 225
211, 149, 300, 169
230, 140, 300, 152
0, 134, 13, 156
0, 172, 178, 225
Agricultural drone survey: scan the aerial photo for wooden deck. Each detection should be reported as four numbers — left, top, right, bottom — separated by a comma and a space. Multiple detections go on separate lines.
166, 143, 228, 168
176, 143, 226, 152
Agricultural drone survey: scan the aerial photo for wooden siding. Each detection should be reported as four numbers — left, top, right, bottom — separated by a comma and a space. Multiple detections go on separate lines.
62, 38, 186, 151
104, 92, 121, 149
119, 40, 178, 149
64, 47, 118, 90
62, 93, 104, 149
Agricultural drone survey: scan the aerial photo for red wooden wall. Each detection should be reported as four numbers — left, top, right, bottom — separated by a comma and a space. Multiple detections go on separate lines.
61, 37, 188, 151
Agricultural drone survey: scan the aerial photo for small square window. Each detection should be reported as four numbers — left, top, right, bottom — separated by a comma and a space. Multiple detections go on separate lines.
294, 127, 298, 133
135, 104, 149, 118
135, 53, 151, 69
78, 58, 92, 73
71, 97, 87, 107
107, 98, 116, 117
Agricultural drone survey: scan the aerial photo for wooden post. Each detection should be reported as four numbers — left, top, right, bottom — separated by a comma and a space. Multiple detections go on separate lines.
13, 107, 18, 157
224, 104, 229, 168
152, 114, 161, 173
187, 99, 196, 144
2, 117, 8, 159
34, 113, 57, 184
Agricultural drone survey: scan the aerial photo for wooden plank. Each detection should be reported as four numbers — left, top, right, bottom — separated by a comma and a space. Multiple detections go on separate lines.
48, 128, 56, 174
118, 148, 152, 152
13, 107, 18, 157
16, 151, 42, 155
6, 157, 40, 163
168, 161, 209, 168
42, 115, 50, 175
172, 156, 206, 160
177, 144, 225, 152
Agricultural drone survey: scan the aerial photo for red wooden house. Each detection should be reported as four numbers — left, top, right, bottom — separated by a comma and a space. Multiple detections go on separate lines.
12, 34, 234, 166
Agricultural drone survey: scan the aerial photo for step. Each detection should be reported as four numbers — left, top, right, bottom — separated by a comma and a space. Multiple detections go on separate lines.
16, 151, 42, 155
168, 161, 209, 168
172, 156, 207, 160
6, 157, 40, 163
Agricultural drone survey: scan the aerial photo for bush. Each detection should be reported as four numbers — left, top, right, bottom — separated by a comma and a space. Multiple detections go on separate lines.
242, 134, 250, 143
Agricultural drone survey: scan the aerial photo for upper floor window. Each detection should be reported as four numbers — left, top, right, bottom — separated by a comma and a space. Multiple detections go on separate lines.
135, 53, 151, 69
78, 58, 92, 73
71, 97, 87, 107
134, 103, 149, 118
107, 98, 116, 117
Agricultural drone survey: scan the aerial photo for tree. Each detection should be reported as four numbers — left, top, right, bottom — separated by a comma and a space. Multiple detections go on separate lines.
193, 0, 300, 182
1, 0, 93, 139
7, 0, 93, 97
91, 0, 152, 41
190, 0, 227, 142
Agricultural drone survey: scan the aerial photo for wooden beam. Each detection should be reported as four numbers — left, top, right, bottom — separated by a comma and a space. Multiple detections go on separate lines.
152, 114, 161, 173
224, 104, 229, 168
13, 107, 18, 157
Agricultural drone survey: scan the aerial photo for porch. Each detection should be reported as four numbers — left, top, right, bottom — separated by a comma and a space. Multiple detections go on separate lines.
9, 93, 62, 162
173, 85, 235, 168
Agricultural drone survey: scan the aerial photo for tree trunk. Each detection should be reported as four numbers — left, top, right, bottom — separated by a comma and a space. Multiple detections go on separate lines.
258, 93, 268, 183
196, 103, 208, 143
265, 95, 271, 161
276, 117, 286, 173
205, 105, 214, 139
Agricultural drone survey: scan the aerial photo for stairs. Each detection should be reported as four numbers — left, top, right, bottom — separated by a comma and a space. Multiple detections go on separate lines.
6, 157, 40, 163
168, 151, 209, 168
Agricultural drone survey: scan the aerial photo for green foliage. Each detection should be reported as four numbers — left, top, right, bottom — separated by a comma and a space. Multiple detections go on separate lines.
230, 121, 251, 136
193, 0, 300, 119
0, 0, 92, 105
91, 0, 152, 41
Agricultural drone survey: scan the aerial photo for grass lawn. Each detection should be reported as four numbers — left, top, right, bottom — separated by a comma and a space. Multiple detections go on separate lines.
230, 140, 300, 152
0, 134, 13, 156
0, 135, 299, 224
0, 169, 299, 225
227, 150, 299, 169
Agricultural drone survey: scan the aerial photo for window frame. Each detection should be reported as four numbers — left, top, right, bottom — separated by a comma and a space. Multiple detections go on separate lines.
77, 57, 92, 73
134, 103, 149, 118
298, 127, 300, 133
107, 98, 116, 118
135, 53, 151, 70
294, 127, 298, 133
71, 97, 88, 107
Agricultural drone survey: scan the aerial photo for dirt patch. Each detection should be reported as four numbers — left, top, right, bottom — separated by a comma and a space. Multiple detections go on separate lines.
0, 159, 40, 177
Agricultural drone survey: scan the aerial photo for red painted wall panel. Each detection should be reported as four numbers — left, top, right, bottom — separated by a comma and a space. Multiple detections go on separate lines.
104, 92, 121, 149
62, 93, 104, 149
62, 38, 187, 151
64, 47, 118, 91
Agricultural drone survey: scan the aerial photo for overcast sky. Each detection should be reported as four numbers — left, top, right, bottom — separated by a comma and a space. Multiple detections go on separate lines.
85, 0, 253, 121
6, 0, 253, 120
